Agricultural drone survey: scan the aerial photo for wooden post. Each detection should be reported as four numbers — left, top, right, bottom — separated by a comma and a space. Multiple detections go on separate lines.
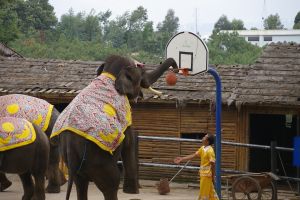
271, 141, 278, 200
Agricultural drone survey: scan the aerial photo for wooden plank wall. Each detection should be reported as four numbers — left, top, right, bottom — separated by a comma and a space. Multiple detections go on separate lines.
132, 103, 242, 183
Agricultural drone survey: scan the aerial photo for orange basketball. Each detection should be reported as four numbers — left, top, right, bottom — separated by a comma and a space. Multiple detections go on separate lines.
166, 71, 177, 86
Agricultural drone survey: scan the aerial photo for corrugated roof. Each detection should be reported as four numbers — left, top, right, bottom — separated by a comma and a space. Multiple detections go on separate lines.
0, 42, 299, 107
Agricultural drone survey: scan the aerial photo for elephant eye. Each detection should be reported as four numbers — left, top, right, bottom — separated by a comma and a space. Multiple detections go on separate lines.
126, 74, 132, 81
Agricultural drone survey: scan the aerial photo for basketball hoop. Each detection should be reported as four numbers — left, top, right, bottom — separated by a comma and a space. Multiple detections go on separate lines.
166, 31, 209, 75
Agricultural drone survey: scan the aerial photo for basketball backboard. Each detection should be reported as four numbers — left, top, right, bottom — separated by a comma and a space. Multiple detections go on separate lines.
165, 31, 208, 75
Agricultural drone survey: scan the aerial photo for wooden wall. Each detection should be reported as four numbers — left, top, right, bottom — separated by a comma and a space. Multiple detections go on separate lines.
132, 102, 245, 183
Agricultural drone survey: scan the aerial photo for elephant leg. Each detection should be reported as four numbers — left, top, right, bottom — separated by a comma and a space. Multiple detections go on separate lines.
46, 143, 61, 193
32, 172, 46, 200
121, 128, 139, 194
19, 172, 34, 200
74, 175, 89, 200
93, 165, 120, 200
0, 172, 12, 192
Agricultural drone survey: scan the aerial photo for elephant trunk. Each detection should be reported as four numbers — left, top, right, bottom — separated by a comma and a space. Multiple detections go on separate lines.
145, 58, 178, 85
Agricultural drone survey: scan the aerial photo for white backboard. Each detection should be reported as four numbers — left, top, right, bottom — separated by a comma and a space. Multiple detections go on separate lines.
166, 31, 209, 75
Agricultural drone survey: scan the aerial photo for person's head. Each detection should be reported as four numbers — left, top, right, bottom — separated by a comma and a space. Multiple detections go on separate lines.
202, 133, 215, 146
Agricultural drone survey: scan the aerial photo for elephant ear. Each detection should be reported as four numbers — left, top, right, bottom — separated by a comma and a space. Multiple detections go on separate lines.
96, 63, 105, 76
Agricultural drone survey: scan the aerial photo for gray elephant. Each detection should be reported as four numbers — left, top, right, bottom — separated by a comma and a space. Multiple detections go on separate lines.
0, 94, 64, 193
50, 55, 178, 200
0, 117, 49, 200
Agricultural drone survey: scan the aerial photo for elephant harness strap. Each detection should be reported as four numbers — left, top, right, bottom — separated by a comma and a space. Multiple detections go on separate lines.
0, 117, 36, 152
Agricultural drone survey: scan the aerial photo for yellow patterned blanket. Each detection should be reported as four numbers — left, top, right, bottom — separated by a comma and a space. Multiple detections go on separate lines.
0, 117, 36, 151
51, 73, 132, 154
0, 94, 53, 132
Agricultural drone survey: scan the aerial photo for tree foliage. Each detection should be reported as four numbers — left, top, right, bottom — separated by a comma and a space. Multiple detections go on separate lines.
0, 3, 19, 44
5, 2, 263, 65
156, 9, 179, 54
207, 32, 262, 65
213, 15, 245, 32
263, 13, 284, 30
293, 11, 300, 29
16, 0, 57, 32
214, 15, 232, 31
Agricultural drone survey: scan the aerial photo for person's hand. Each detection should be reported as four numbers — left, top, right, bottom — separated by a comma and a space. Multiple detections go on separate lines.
174, 157, 182, 164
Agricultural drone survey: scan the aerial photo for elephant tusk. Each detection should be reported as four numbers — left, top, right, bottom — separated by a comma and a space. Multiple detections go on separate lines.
148, 87, 163, 96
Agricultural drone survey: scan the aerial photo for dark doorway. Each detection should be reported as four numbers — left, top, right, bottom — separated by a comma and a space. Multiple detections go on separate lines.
249, 114, 297, 177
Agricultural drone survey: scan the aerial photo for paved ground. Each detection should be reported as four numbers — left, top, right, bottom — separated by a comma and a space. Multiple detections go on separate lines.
2, 174, 200, 200
2, 174, 300, 199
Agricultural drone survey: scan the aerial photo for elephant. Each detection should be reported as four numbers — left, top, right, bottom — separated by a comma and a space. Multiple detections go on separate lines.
0, 94, 64, 193
0, 117, 50, 200
50, 55, 178, 200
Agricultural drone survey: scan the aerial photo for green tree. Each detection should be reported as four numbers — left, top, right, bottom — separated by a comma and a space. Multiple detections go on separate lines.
98, 10, 112, 36
15, 0, 57, 42
207, 32, 262, 65
213, 15, 232, 32
157, 9, 179, 35
263, 13, 284, 30
104, 12, 129, 48
82, 9, 102, 41
231, 19, 246, 30
157, 9, 179, 54
127, 6, 148, 50
293, 11, 300, 29
0, 0, 16, 7
0, 3, 20, 44
57, 9, 85, 40
141, 21, 159, 53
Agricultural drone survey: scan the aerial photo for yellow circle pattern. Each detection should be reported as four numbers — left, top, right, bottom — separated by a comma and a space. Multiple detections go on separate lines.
103, 104, 116, 117
6, 104, 19, 115
2, 122, 15, 132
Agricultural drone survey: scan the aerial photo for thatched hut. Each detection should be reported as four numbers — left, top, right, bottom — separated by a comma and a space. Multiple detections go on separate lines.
0, 42, 299, 182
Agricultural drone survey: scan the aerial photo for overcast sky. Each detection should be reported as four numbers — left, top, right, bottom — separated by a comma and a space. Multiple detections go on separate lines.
48, 0, 300, 37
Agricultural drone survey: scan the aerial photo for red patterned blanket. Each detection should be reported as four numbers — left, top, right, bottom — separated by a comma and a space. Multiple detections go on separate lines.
51, 72, 132, 154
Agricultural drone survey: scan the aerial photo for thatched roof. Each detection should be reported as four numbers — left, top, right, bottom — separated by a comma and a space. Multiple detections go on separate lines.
145, 42, 300, 107
232, 42, 300, 107
0, 57, 102, 103
0, 43, 23, 58
0, 42, 299, 107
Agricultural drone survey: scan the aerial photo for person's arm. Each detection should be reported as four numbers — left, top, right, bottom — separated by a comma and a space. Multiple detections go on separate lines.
174, 152, 198, 164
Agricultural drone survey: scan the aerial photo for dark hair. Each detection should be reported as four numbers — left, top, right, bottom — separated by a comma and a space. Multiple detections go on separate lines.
207, 133, 215, 145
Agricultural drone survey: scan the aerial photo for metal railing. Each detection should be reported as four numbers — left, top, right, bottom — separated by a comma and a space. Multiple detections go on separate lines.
137, 135, 300, 194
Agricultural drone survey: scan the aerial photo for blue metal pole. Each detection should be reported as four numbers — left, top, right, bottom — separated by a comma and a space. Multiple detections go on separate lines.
208, 67, 222, 199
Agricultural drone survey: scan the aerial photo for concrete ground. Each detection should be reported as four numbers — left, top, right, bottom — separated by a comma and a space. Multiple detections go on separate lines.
2, 174, 300, 199
2, 174, 199, 200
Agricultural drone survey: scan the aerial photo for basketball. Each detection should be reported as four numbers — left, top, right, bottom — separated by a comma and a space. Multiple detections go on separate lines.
166, 71, 177, 86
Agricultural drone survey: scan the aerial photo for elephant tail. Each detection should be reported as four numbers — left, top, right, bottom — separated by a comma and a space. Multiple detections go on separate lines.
65, 172, 73, 200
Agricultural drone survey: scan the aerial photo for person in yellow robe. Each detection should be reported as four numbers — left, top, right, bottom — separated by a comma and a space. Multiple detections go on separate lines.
174, 133, 219, 200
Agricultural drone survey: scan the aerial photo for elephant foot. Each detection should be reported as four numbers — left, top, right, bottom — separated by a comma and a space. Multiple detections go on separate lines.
45, 185, 60, 193
0, 180, 12, 192
123, 178, 139, 194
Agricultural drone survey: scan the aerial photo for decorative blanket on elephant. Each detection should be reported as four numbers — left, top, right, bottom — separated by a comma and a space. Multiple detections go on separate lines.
0, 117, 36, 151
0, 94, 54, 132
51, 72, 132, 154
